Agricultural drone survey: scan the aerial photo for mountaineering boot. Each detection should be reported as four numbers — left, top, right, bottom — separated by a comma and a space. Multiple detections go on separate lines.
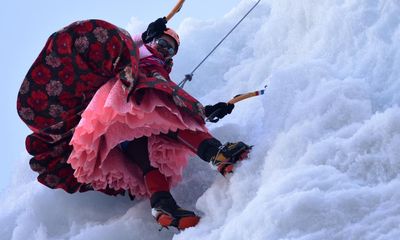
209, 141, 252, 176
150, 191, 200, 230
143, 170, 200, 230
174, 129, 252, 176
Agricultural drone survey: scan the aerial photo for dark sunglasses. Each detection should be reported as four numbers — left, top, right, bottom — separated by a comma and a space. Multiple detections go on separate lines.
155, 38, 176, 56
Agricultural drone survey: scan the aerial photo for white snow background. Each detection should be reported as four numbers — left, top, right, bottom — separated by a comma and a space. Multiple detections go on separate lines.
1, 0, 400, 239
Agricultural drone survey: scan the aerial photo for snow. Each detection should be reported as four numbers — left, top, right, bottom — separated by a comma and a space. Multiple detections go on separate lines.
2, 0, 400, 239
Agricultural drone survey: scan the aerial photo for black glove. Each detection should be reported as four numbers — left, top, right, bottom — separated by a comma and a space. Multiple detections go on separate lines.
204, 102, 235, 122
141, 17, 167, 43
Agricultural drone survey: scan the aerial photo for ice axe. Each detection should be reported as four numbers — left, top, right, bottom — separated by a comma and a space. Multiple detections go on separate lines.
145, 0, 186, 42
206, 85, 267, 123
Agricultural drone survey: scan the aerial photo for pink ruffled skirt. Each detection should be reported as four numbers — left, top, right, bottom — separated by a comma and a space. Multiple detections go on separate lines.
67, 79, 208, 197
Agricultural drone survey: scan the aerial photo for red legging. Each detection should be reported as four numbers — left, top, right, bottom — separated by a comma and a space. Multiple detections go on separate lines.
124, 129, 217, 195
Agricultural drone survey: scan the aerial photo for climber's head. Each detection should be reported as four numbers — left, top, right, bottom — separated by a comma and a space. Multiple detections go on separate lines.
162, 28, 180, 53
152, 28, 180, 59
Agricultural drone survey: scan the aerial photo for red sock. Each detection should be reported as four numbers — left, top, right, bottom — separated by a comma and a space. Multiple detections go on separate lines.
175, 129, 214, 153
144, 169, 170, 195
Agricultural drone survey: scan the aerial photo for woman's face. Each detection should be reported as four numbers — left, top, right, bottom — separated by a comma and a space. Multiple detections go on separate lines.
152, 35, 177, 59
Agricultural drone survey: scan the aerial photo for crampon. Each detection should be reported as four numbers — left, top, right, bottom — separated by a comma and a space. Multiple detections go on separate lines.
210, 141, 252, 176
151, 192, 200, 230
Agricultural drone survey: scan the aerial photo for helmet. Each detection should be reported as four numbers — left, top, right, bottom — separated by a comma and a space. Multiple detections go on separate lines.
163, 28, 180, 53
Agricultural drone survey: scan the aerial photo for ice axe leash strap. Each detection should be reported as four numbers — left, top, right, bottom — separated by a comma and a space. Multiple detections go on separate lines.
178, 0, 262, 88
206, 85, 267, 123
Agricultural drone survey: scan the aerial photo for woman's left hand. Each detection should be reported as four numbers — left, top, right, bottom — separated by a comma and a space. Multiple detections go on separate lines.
204, 102, 235, 122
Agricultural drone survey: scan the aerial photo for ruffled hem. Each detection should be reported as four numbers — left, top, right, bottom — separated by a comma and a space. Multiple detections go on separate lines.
67, 79, 207, 197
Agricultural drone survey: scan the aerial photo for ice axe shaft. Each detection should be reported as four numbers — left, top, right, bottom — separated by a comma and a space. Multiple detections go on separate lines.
166, 0, 185, 21
228, 89, 265, 104
206, 86, 267, 123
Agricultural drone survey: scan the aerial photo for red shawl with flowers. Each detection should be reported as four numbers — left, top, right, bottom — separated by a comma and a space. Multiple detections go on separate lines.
133, 45, 206, 124
16, 19, 205, 196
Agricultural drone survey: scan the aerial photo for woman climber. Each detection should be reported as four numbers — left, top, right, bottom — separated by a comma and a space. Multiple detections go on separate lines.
17, 18, 251, 230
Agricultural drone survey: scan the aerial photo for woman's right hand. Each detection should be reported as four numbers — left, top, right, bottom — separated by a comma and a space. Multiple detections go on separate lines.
141, 17, 167, 43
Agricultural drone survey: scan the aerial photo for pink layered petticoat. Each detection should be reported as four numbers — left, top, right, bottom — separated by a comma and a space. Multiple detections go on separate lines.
67, 79, 207, 197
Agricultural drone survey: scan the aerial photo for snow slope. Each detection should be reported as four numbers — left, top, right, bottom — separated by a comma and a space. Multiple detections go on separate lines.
1, 0, 400, 239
